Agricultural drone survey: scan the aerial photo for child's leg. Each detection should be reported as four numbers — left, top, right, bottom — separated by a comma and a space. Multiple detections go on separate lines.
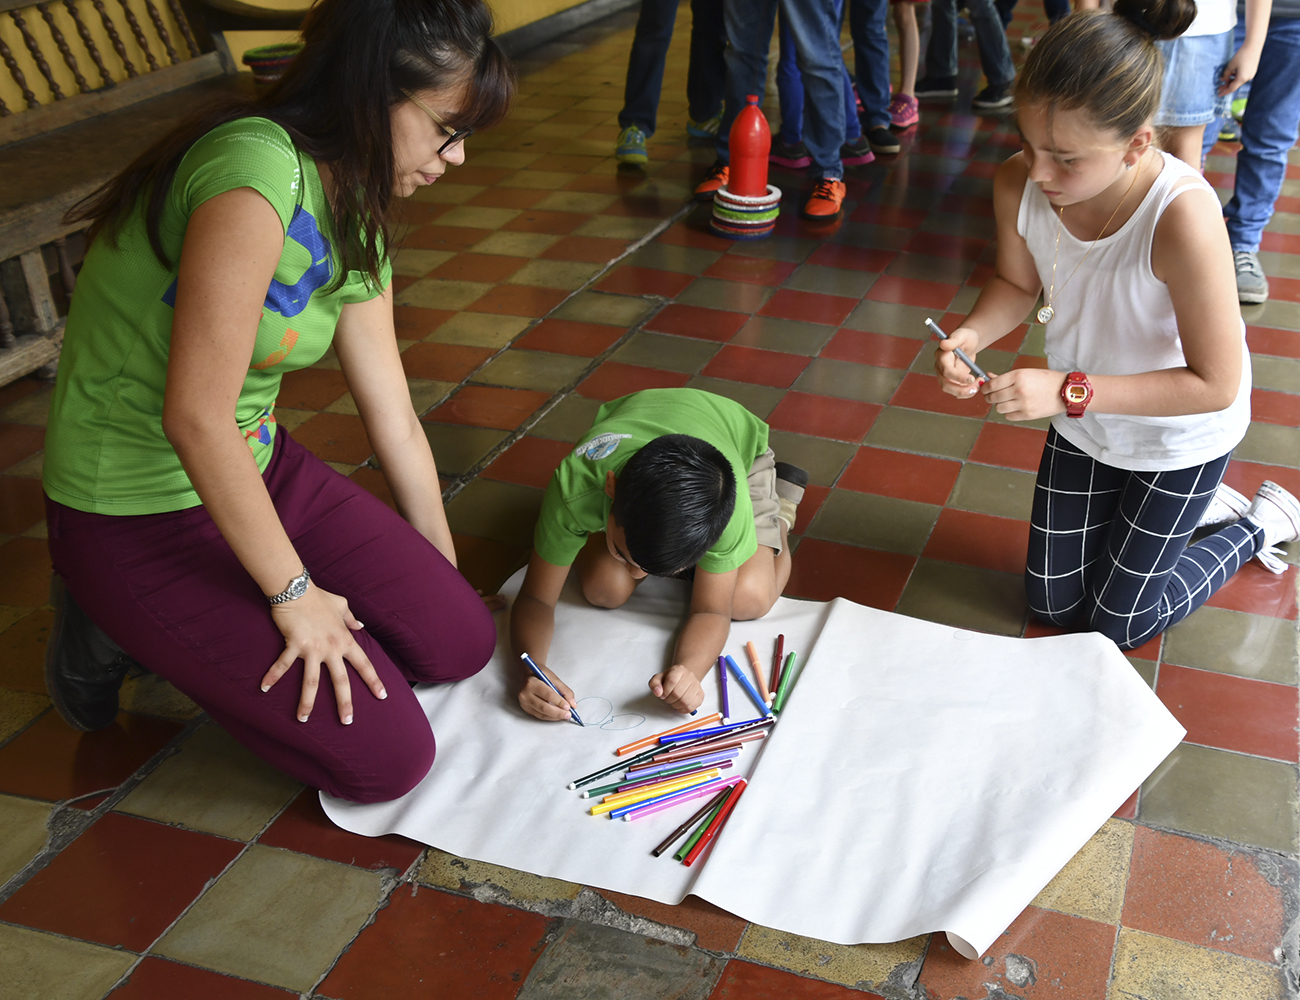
1025, 429, 1129, 628
574, 533, 643, 609
1084, 457, 1260, 649
1160, 123, 1209, 168
894, 3, 920, 97
732, 449, 795, 620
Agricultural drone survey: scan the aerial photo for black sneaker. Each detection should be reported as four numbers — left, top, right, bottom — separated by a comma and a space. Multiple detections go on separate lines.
972, 82, 1014, 110
864, 125, 900, 155
915, 76, 959, 98
44, 574, 138, 732
769, 138, 812, 170
840, 135, 875, 166
774, 462, 809, 499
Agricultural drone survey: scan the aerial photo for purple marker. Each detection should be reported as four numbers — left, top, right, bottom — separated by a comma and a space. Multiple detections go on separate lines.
717, 656, 730, 723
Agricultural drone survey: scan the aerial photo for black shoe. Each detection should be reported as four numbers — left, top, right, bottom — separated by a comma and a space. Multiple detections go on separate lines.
774, 462, 810, 499
972, 82, 1014, 110
915, 76, 959, 98
44, 575, 138, 732
864, 125, 900, 155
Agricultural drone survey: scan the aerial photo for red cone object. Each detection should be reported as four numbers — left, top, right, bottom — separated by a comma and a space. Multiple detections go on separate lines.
728, 95, 771, 197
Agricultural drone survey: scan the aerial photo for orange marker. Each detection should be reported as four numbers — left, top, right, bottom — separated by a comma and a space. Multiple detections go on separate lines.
745, 641, 772, 704
613, 712, 722, 757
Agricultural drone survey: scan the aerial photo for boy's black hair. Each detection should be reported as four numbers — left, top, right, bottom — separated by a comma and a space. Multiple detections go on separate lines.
611, 434, 736, 577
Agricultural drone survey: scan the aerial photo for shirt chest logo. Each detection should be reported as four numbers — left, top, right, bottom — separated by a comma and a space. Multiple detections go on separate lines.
576, 433, 632, 461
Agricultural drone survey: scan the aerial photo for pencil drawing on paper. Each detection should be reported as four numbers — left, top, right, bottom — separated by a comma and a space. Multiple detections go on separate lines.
576, 697, 645, 732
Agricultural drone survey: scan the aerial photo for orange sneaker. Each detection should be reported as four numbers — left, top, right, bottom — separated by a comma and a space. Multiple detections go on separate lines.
694, 160, 729, 200
800, 177, 846, 220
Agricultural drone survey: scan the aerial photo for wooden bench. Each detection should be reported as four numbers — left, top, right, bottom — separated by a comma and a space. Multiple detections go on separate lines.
0, 0, 256, 386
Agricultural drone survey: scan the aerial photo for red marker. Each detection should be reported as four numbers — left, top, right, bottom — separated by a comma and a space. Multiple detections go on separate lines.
683, 779, 748, 866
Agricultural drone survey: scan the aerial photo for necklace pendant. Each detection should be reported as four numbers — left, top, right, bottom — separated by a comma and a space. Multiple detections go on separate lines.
1036, 305, 1054, 325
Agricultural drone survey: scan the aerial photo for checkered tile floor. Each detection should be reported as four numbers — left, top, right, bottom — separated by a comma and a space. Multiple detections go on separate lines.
1, 4, 1298, 997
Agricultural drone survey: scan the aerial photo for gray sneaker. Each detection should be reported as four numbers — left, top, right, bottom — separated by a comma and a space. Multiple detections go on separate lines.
1234, 250, 1269, 304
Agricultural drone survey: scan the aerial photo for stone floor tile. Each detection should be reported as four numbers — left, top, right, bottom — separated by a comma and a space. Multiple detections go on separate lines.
509, 258, 604, 290
806, 489, 940, 556
894, 558, 1028, 636
736, 923, 925, 993
863, 407, 982, 460
625, 243, 723, 275
485, 436, 575, 488
514, 318, 627, 357
1204, 563, 1298, 620
1163, 608, 1297, 685
922, 509, 1030, 576
473, 349, 591, 392
318, 886, 552, 1000
1031, 818, 1134, 924
841, 300, 936, 338
784, 264, 878, 299
468, 283, 571, 318
701, 254, 797, 287
0, 475, 46, 534
0, 688, 47, 742
595, 264, 695, 297
593, 891, 747, 953
288, 413, 375, 465
1250, 354, 1300, 394
0, 793, 51, 884
517, 919, 723, 1000
919, 906, 1115, 1000
707, 960, 884, 999
611, 332, 721, 374
530, 394, 605, 442
445, 479, 546, 548
422, 424, 510, 476
0, 811, 241, 951
949, 463, 1037, 521
427, 385, 553, 431
471, 231, 562, 257
684, 377, 786, 420
674, 278, 773, 314
1234, 422, 1300, 466
0, 923, 136, 1000
420, 848, 583, 903
1122, 825, 1292, 964
1139, 743, 1299, 854
647, 304, 750, 342
114, 723, 300, 841
395, 276, 496, 311
731, 317, 837, 357
839, 446, 961, 505
553, 291, 656, 327
766, 393, 880, 443
259, 789, 424, 872
154, 845, 384, 993
425, 312, 532, 349
762, 431, 857, 487
1109, 928, 1288, 1000
108, 957, 294, 998
786, 538, 915, 610
1155, 664, 1299, 761
0, 537, 52, 607
702, 345, 811, 388
0, 710, 182, 802
0, 421, 44, 471
792, 358, 905, 405
820, 329, 924, 370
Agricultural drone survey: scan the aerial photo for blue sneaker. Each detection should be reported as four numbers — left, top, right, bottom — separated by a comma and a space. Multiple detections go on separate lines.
686, 112, 722, 139
616, 125, 648, 165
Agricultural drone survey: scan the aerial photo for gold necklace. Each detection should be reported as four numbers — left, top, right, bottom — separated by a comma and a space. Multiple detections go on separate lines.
1037, 156, 1145, 326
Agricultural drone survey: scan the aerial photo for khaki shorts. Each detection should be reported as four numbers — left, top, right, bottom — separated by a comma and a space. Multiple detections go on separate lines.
749, 447, 784, 556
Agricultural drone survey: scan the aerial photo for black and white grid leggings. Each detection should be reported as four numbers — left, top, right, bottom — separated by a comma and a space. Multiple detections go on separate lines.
1026, 428, 1263, 651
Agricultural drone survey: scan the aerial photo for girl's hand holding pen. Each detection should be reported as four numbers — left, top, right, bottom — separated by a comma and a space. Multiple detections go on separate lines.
519, 661, 579, 722
934, 327, 992, 398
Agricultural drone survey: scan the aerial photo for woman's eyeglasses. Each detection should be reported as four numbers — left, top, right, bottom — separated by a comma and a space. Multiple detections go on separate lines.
403, 91, 473, 156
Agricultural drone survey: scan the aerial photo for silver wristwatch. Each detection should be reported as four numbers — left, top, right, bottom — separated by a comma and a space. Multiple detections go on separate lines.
269, 567, 311, 605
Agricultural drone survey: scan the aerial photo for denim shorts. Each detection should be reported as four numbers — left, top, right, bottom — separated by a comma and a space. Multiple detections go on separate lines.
1154, 30, 1234, 127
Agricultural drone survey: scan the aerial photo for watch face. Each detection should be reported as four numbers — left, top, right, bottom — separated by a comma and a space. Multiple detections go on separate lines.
1065, 384, 1090, 403
289, 575, 309, 599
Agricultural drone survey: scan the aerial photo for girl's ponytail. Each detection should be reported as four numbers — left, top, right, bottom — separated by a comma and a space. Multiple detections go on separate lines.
1112, 0, 1197, 41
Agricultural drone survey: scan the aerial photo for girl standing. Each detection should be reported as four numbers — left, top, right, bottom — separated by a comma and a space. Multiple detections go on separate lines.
933, 0, 1300, 650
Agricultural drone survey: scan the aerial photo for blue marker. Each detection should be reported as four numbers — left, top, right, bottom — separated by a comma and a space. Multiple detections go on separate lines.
724, 654, 772, 717
718, 655, 730, 722
521, 653, 584, 726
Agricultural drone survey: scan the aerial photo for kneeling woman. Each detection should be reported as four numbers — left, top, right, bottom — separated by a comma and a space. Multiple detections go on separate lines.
41, 0, 512, 802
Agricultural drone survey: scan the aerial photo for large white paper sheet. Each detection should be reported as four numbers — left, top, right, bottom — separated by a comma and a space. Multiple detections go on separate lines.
322, 570, 1184, 958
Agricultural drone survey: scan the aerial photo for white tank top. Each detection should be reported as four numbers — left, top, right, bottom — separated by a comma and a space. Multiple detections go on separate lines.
1017, 151, 1251, 473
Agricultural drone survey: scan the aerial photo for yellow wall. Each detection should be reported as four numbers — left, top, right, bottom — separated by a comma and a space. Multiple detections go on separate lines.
489, 0, 591, 35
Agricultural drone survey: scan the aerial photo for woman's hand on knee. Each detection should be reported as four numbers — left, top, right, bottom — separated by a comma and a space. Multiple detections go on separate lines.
262, 586, 388, 725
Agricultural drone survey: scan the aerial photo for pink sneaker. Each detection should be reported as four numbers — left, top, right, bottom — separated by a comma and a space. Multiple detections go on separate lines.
889, 94, 919, 130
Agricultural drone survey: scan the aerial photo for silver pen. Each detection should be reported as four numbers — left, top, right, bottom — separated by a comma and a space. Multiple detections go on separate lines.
925, 317, 989, 385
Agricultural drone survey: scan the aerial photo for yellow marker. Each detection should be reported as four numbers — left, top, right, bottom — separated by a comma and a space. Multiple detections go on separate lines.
588, 770, 721, 816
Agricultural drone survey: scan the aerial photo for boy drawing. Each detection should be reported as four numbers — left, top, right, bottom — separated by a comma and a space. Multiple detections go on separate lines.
510, 388, 807, 719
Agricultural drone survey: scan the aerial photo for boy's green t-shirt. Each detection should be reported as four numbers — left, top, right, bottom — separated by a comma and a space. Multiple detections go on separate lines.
534, 388, 770, 574
43, 117, 391, 515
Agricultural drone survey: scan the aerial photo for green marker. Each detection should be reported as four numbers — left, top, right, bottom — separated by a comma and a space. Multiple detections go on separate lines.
674, 788, 732, 861
773, 652, 797, 713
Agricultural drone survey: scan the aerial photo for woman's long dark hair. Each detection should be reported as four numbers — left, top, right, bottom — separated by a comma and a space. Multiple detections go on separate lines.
66, 0, 514, 289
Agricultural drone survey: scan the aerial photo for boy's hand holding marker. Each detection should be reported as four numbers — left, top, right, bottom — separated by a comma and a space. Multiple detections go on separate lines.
649, 664, 705, 714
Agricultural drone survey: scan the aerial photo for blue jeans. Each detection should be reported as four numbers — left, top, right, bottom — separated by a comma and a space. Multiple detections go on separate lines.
1223, 16, 1300, 253
776, 0, 862, 144
717, 0, 845, 179
846, 0, 891, 128
619, 0, 726, 135
925, 0, 1015, 87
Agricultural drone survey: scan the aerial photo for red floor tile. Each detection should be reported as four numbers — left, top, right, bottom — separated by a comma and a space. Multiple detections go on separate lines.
883, 168, 954, 192
1023, 619, 1162, 661
968, 422, 1048, 472
0, 536, 53, 607
963, 160, 999, 179
839, 446, 961, 505
1247, 325, 1300, 361
393, 306, 455, 341
424, 385, 552, 430
0, 475, 45, 533
288, 413, 375, 465
317, 886, 549, 1000
1011, 354, 1050, 371
1269, 276, 1300, 303
544, 235, 632, 264
1260, 232, 1300, 254
889, 371, 992, 417
391, 200, 447, 226
1223, 459, 1300, 500
1204, 563, 1298, 619
429, 252, 527, 284
0, 710, 183, 801
923, 509, 1030, 576
594, 265, 695, 297
964, 261, 996, 287
465, 284, 569, 318
865, 274, 959, 310
938, 193, 996, 217
701, 345, 811, 388
709, 960, 883, 999
596, 890, 747, 953
0, 812, 240, 952
646, 304, 749, 342
276, 368, 350, 411
766, 392, 880, 442
483, 436, 573, 489
1250, 388, 1300, 427
793, 483, 830, 536
847, 202, 928, 228
918, 906, 1115, 1000
656, 221, 735, 251
987, 324, 1029, 353
502, 209, 588, 235
902, 231, 989, 261
351, 466, 396, 511
1156, 663, 1298, 762
401, 343, 495, 383
467, 186, 548, 209
758, 289, 858, 327
820, 329, 923, 369
702, 254, 798, 287
109, 958, 294, 998
1122, 825, 1289, 964
0, 421, 45, 469
401, 224, 485, 252
513, 318, 626, 357
258, 789, 424, 872
1114, 787, 1139, 819
787, 538, 915, 610
807, 244, 897, 274
578, 362, 691, 401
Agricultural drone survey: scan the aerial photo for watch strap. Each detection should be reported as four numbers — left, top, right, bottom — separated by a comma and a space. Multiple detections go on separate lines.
269, 567, 311, 605
1061, 371, 1092, 418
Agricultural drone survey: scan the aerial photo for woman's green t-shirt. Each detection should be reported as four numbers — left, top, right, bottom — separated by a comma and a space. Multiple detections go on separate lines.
43, 117, 391, 515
